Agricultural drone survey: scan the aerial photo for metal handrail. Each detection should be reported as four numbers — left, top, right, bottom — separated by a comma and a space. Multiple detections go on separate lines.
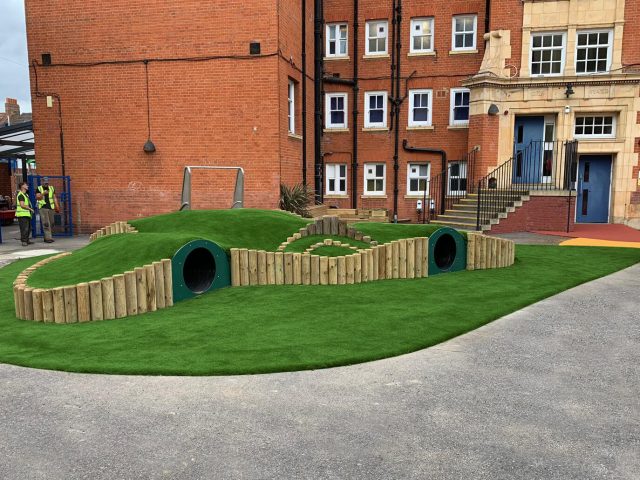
420, 147, 478, 223
475, 140, 578, 230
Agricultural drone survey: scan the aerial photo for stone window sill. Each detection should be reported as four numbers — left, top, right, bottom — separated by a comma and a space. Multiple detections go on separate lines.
449, 49, 478, 55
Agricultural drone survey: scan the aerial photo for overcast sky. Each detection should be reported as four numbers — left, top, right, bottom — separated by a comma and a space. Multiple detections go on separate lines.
0, 0, 31, 113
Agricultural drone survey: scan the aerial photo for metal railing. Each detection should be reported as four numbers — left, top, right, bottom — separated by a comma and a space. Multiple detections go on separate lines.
476, 140, 578, 230
419, 147, 478, 223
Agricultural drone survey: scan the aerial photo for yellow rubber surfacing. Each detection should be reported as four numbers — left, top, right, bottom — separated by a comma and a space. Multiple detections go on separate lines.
560, 238, 640, 249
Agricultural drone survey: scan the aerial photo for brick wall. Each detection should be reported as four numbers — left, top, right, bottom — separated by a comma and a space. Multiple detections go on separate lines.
24, 0, 298, 232
487, 0, 524, 74
491, 195, 575, 234
322, 0, 486, 221
0, 164, 12, 198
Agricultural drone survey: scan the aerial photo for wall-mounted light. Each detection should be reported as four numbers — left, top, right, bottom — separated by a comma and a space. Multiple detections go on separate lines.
143, 139, 156, 153
143, 60, 155, 154
488, 104, 500, 116
565, 83, 575, 98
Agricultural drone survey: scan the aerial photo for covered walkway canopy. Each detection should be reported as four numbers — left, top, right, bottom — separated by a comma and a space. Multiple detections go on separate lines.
0, 121, 34, 176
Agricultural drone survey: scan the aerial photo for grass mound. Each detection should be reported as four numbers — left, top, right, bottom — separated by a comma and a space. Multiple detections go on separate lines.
285, 235, 370, 254
28, 233, 200, 288
1, 245, 638, 376
131, 209, 310, 251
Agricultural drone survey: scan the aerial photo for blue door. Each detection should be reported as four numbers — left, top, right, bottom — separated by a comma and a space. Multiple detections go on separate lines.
513, 116, 545, 184
576, 155, 612, 223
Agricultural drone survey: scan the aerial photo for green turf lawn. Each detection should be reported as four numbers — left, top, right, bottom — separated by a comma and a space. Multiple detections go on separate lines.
1, 245, 639, 376
284, 235, 370, 254
310, 246, 360, 257
353, 222, 465, 243
28, 233, 200, 288
130, 209, 310, 251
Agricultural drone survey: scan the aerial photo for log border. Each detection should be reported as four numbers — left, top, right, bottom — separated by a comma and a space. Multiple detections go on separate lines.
13, 253, 173, 324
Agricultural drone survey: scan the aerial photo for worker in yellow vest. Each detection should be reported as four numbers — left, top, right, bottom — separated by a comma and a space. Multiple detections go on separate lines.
36, 177, 59, 243
15, 182, 34, 247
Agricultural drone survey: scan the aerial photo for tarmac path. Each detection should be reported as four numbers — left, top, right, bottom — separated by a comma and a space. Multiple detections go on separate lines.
0, 263, 638, 480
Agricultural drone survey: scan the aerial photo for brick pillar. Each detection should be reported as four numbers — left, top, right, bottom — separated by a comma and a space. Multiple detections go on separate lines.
468, 113, 500, 182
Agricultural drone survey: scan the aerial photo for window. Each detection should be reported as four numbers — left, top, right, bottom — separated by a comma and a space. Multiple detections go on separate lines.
450, 88, 470, 125
366, 20, 388, 55
407, 163, 430, 195
576, 30, 612, 74
448, 162, 468, 194
408, 90, 432, 127
530, 32, 565, 76
326, 164, 347, 195
574, 115, 615, 138
364, 163, 386, 195
410, 18, 434, 53
452, 15, 477, 51
288, 80, 295, 134
326, 23, 348, 57
365, 92, 387, 128
325, 93, 347, 129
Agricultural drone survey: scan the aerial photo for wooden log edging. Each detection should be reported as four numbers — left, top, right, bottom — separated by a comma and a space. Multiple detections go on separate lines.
13, 254, 173, 323
89, 221, 138, 242
466, 233, 516, 271
232, 237, 430, 287
277, 216, 377, 252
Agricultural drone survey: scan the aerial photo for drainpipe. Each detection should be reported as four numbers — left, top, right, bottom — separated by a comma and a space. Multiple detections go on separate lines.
485, 0, 491, 34
403, 140, 447, 216
302, 0, 307, 186
352, 0, 359, 209
392, 0, 402, 222
313, 0, 324, 203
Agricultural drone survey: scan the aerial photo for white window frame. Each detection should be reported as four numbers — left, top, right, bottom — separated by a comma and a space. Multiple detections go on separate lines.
449, 88, 470, 126
364, 163, 386, 196
326, 164, 348, 195
410, 18, 435, 54
447, 161, 468, 195
326, 23, 348, 58
573, 114, 616, 139
365, 20, 389, 56
451, 14, 477, 51
288, 80, 295, 134
364, 91, 388, 129
325, 93, 348, 129
406, 163, 431, 195
408, 89, 433, 127
575, 29, 613, 75
529, 32, 566, 77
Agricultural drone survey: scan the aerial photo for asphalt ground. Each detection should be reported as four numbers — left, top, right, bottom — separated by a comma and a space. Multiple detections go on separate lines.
0, 263, 638, 479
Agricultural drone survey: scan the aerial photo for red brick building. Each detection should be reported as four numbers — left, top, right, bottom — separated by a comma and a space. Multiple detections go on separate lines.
24, 0, 640, 232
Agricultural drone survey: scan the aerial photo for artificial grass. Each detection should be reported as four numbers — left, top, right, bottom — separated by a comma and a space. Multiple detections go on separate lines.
284, 235, 370, 254
352, 222, 466, 243
310, 246, 360, 257
1, 245, 639, 376
27, 233, 200, 288
130, 209, 310, 251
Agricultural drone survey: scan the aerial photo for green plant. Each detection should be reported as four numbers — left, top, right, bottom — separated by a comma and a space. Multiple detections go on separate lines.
280, 183, 313, 217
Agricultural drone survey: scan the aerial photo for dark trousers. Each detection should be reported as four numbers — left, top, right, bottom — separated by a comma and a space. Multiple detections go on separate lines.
18, 217, 32, 244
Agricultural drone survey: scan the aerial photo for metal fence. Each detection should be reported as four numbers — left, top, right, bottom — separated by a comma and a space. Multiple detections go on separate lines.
476, 140, 578, 230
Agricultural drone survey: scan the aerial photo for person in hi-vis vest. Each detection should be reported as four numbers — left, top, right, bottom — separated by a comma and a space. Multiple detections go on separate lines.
15, 182, 34, 247
36, 177, 59, 243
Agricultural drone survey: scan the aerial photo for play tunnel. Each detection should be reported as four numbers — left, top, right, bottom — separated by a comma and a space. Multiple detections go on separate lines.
428, 227, 467, 276
172, 240, 231, 302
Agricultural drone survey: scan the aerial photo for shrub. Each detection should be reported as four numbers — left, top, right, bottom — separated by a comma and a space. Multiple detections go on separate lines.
280, 183, 313, 217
